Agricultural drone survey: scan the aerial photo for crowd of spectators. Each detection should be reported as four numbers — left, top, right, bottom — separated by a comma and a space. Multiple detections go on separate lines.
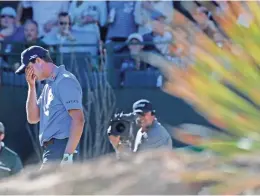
0, 1, 228, 87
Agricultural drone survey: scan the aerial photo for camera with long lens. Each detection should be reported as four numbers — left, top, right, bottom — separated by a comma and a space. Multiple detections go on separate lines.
107, 112, 136, 143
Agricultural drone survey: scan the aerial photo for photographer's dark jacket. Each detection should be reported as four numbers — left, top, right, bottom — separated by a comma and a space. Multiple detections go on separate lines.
133, 120, 172, 152
0, 142, 23, 179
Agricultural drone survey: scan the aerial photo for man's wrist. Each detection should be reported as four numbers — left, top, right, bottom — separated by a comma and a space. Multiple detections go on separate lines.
64, 152, 72, 155
28, 84, 36, 90
63, 153, 73, 156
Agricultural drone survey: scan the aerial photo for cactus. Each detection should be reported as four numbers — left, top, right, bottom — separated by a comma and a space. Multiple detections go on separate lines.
139, 2, 260, 194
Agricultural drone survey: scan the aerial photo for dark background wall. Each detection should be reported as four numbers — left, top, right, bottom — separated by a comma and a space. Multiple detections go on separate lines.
0, 85, 213, 166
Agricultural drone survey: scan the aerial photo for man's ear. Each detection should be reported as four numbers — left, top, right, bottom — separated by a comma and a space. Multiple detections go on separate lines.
36, 57, 42, 64
0, 133, 5, 141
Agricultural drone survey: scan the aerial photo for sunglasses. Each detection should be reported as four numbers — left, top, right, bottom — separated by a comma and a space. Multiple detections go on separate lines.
59, 21, 70, 26
1, 15, 14, 18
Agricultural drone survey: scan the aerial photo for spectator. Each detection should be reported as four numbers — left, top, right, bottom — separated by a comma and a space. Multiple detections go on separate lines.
7, 19, 46, 71
0, 7, 25, 69
192, 6, 217, 39
151, 20, 173, 59
213, 32, 225, 48
16, 1, 70, 37
134, 1, 173, 35
173, 1, 197, 24
119, 33, 154, 86
43, 12, 91, 54
15, 1, 32, 26
0, 6, 24, 42
106, 1, 137, 43
68, 0, 107, 56
0, 122, 23, 179
140, 14, 174, 60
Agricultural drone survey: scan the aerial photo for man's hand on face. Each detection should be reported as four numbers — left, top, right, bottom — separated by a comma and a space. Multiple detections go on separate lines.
25, 67, 36, 88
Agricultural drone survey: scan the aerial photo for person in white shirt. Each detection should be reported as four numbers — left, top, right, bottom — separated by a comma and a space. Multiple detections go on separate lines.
16, 1, 70, 37
134, 1, 173, 35
44, 12, 95, 55
68, 0, 107, 57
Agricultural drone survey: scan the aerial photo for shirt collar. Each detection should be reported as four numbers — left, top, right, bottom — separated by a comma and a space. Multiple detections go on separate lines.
45, 65, 65, 83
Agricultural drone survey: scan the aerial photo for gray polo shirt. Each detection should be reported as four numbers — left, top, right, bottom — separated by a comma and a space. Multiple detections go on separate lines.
37, 65, 83, 146
133, 120, 172, 152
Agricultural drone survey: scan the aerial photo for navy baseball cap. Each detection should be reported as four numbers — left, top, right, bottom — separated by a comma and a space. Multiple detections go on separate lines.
132, 99, 155, 114
15, 45, 49, 75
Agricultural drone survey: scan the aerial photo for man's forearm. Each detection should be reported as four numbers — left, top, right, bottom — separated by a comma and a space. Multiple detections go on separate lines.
26, 86, 39, 124
16, 2, 23, 24
65, 119, 84, 154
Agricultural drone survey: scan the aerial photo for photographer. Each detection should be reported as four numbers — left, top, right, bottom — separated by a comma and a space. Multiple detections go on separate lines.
108, 99, 172, 158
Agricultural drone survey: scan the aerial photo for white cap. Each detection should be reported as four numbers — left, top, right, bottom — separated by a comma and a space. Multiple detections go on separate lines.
0, 7, 16, 17
127, 33, 143, 43
0, 122, 5, 133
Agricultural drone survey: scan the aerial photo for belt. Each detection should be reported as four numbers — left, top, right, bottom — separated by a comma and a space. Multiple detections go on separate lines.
43, 138, 55, 148
42, 138, 69, 148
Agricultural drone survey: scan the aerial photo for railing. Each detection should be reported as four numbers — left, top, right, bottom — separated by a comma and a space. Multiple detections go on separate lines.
0, 41, 173, 88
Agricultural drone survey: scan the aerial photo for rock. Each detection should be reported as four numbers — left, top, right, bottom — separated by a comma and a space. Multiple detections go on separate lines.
0, 149, 204, 195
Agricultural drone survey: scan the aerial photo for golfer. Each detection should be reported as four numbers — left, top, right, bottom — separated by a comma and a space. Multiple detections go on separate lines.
15, 45, 85, 168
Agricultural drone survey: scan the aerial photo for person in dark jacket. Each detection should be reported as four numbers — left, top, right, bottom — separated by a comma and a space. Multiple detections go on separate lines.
0, 122, 23, 179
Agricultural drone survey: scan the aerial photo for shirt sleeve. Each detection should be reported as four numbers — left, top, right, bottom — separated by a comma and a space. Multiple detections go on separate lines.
37, 85, 45, 107
57, 78, 83, 111
37, 94, 42, 107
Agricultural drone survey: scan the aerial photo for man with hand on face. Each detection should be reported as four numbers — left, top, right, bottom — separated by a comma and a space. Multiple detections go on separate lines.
15, 46, 85, 169
109, 99, 172, 156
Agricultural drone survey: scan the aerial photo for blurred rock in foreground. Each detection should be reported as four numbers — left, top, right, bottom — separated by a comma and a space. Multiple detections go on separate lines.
0, 149, 204, 195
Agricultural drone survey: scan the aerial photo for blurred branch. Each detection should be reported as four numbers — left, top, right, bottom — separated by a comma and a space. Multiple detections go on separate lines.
25, 123, 42, 162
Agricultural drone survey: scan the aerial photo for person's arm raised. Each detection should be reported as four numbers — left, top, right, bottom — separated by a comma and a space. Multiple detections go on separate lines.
25, 67, 40, 124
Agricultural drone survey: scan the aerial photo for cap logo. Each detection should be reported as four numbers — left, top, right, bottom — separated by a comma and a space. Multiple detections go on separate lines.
29, 54, 38, 60
137, 104, 145, 107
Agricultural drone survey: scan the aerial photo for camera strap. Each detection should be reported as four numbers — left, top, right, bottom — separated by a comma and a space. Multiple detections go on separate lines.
133, 129, 146, 152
